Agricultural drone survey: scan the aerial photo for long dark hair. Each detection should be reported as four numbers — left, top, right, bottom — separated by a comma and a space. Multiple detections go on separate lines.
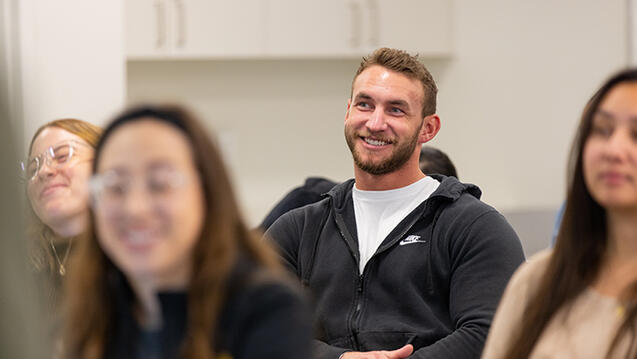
63, 105, 282, 358
503, 69, 637, 358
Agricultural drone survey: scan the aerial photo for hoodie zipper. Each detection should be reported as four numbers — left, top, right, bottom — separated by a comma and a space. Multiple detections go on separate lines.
328, 184, 451, 351
341, 200, 434, 350
334, 215, 363, 351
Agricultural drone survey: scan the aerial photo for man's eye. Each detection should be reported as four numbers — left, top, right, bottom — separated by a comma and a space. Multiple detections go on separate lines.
389, 107, 404, 114
356, 102, 371, 109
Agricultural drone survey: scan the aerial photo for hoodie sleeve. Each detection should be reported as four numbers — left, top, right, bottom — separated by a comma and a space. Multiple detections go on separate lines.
411, 209, 525, 358
265, 207, 351, 359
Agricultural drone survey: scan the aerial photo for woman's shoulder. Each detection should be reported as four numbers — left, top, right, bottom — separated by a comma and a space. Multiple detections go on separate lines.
499, 250, 550, 302
481, 250, 554, 358
219, 264, 312, 358
225, 265, 307, 316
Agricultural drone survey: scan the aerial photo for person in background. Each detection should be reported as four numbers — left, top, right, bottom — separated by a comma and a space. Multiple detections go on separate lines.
266, 47, 524, 359
63, 105, 312, 359
550, 202, 564, 246
260, 177, 338, 231
482, 68, 637, 358
260, 146, 457, 232
419, 145, 458, 178
22, 119, 101, 303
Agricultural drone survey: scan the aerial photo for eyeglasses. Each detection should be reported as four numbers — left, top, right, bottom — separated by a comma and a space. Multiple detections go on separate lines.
89, 168, 186, 209
20, 140, 92, 181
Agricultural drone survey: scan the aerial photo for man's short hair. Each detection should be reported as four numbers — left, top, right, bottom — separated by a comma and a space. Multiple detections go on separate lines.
352, 47, 438, 118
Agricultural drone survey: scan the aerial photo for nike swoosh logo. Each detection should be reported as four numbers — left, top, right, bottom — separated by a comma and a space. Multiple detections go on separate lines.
399, 235, 427, 246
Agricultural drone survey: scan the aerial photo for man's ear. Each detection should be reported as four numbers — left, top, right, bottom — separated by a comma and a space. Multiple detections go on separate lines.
419, 114, 441, 143
345, 99, 352, 123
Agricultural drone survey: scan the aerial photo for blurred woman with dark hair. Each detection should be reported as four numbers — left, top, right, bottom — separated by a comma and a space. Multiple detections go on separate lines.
63, 105, 311, 359
483, 69, 637, 358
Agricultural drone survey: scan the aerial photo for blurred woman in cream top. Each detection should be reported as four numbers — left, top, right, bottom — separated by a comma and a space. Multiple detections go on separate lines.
482, 69, 637, 358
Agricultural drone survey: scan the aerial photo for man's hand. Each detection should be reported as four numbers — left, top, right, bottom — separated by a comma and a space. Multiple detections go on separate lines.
340, 344, 414, 359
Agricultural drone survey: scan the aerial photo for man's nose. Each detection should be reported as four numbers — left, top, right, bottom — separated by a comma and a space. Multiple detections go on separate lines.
366, 108, 388, 132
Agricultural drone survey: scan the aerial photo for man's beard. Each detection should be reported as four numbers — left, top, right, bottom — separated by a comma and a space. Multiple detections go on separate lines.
345, 126, 420, 176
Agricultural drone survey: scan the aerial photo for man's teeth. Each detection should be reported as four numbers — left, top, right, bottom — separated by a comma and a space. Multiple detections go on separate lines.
364, 138, 389, 146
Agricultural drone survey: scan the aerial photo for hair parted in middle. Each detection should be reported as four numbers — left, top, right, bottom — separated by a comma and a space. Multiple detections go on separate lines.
502, 68, 637, 359
352, 47, 438, 118
63, 104, 283, 359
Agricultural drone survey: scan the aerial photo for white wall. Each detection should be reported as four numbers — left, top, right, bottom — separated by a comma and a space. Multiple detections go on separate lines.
18, 0, 126, 149
432, 0, 626, 212
128, 1, 628, 250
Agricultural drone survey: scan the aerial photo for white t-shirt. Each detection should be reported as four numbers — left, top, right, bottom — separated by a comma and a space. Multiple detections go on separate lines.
352, 176, 440, 274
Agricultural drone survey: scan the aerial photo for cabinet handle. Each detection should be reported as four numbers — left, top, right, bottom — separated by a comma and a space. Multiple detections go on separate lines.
349, 0, 361, 48
367, 0, 379, 46
154, 0, 166, 49
174, 0, 186, 48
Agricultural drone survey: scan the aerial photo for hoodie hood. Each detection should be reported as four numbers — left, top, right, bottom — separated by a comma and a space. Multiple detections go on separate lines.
326, 175, 481, 212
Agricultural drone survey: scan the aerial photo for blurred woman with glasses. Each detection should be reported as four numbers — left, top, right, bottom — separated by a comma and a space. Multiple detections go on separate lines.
23, 119, 102, 303
63, 105, 311, 359
482, 69, 637, 358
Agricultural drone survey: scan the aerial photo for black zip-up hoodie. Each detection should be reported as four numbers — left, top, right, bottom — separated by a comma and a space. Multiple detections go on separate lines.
266, 175, 525, 359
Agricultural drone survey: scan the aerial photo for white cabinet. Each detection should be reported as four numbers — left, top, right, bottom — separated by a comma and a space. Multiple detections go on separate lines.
126, 0, 265, 59
265, 0, 361, 57
371, 0, 452, 57
126, 0, 166, 57
181, 0, 266, 57
264, 0, 452, 58
126, 0, 452, 59
17, 0, 125, 137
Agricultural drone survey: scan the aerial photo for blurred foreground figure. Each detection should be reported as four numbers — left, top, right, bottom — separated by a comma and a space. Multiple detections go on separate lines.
483, 69, 637, 358
63, 105, 312, 359
0, 116, 49, 357
266, 47, 524, 359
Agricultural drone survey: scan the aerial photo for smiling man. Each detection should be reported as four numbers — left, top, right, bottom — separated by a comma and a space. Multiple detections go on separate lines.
266, 48, 525, 359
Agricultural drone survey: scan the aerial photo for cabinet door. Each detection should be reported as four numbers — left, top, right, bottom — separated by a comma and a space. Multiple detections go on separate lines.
266, 0, 362, 57
363, 0, 452, 56
173, 0, 265, 57
19, 0, 125, 134
126, 0, 174, 58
